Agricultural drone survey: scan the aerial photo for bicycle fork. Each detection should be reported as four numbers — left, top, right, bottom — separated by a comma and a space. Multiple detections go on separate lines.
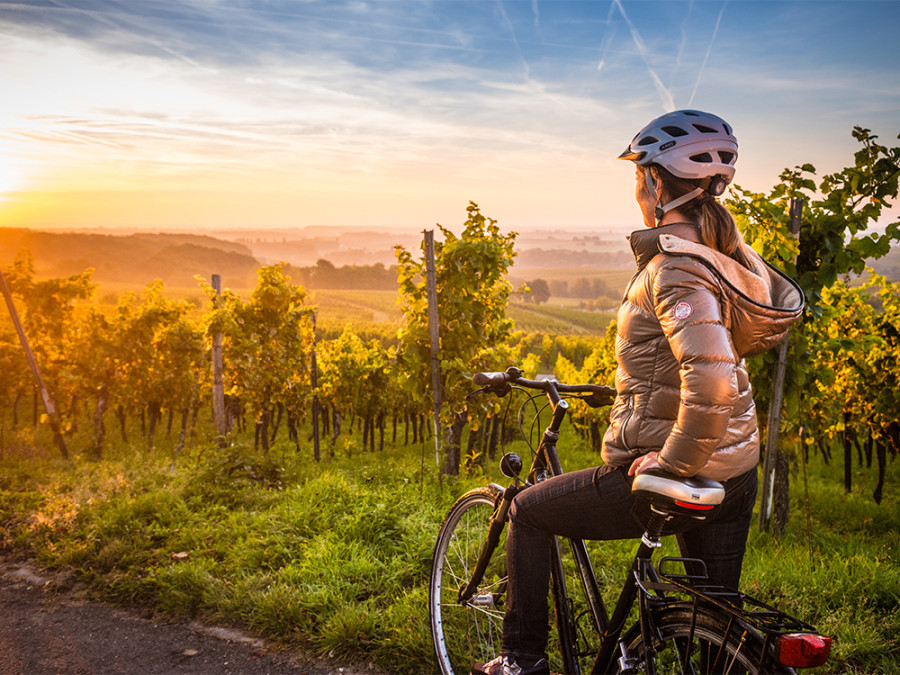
456, 483, 519, 607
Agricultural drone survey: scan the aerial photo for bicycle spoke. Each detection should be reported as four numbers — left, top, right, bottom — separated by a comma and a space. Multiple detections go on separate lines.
621, 607, 768, 675
430, 488, 507, 675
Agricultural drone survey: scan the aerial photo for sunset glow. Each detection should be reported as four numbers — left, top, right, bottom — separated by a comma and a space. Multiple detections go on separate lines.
0, 1, 898, 233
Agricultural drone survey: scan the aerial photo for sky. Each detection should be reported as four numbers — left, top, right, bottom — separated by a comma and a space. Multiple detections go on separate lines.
0, 0, 898, 235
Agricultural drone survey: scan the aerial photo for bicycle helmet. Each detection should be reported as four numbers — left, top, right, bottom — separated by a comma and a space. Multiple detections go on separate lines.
619, 109, 738, 184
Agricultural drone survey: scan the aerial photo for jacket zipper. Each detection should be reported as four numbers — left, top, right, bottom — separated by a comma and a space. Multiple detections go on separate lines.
620, 395, 635, 452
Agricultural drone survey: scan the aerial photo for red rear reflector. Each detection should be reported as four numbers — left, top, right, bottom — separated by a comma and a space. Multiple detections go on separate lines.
674, 499, 715, 510
776, 633, 831, 668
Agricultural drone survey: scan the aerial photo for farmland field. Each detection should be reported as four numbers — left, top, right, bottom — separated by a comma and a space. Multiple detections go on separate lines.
508, 301, 615, 334
88, 275, 623, 336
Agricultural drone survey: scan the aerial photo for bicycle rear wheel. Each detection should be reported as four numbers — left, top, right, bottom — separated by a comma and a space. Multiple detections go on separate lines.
617, 604, 794, 675
429, 486, 507, 675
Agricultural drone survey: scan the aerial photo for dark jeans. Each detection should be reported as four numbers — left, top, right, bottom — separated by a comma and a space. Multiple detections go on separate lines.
501, 464, 758, 658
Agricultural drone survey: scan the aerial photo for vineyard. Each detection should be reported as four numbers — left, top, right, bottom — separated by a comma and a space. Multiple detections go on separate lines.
1, 130, 899, 672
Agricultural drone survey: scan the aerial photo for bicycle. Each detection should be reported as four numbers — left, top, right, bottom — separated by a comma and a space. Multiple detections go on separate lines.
429, 366, 831, 674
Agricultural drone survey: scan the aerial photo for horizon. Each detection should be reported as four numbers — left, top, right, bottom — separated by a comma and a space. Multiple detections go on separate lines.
1, 1, 899, 233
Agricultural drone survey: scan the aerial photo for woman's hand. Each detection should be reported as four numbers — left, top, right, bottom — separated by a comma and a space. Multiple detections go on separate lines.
628, 451, 661, 476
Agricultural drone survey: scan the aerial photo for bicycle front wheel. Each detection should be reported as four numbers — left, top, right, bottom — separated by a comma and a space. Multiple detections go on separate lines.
429, 485, 507, 675
617, 604, 794, 675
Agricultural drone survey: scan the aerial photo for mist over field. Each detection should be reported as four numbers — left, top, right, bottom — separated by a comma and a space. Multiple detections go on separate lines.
0, 224, 637, 286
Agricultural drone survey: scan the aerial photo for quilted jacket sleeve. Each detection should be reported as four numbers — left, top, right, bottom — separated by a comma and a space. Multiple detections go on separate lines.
652, 257, 740, 476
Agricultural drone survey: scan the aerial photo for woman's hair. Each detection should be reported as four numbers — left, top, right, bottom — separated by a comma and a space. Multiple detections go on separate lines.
650, 165, 754, 270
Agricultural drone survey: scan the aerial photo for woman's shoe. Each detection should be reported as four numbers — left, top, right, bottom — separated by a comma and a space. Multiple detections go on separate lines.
470, 654, 550, 675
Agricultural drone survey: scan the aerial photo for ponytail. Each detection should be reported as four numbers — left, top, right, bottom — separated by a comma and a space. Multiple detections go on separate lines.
652, 166, 754, 271
698, 197, 754, 270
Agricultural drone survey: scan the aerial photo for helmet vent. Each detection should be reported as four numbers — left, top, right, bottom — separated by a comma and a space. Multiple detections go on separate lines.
637, 136, 659, 146
690, 152, 713, 163
719, 151, 735, 165
661, 125, 689, 138
692, 124, 717, 134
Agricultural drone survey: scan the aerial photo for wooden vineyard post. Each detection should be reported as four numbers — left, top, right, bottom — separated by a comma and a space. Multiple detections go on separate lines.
424, 230, 443, 468
311, 312, 321, 461
0, 268, 69, 459
211, 274, 227, 447
759, 197, 803, 533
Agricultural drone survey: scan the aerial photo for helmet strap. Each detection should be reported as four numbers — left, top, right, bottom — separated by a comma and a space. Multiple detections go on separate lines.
655, 187, 705, 223
645, 171, 665, 221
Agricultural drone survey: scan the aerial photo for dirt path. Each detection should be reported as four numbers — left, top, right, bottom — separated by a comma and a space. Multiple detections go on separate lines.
0, 558, 377, 675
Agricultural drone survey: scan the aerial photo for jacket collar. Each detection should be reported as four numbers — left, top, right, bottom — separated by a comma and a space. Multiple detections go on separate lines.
629, 225, 805, 314
628, 222, 700, 270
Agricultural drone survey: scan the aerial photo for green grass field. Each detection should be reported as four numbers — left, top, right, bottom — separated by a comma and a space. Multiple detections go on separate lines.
1, 416, 897, 674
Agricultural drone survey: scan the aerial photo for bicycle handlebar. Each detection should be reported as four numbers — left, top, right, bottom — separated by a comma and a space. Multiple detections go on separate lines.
472, 366, 615, 408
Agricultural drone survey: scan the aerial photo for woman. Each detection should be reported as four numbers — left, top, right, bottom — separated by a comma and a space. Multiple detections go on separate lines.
471, 110, 804, 675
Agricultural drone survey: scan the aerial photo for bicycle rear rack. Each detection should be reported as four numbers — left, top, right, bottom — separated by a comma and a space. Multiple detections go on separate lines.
649, 556, 819, 636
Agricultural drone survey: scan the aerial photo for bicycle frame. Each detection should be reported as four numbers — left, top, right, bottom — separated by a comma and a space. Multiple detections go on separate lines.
453, 372, 829, 674
473, 401, 717, 674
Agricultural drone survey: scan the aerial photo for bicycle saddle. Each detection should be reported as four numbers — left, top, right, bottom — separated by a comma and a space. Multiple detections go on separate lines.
632, 468, 725, 517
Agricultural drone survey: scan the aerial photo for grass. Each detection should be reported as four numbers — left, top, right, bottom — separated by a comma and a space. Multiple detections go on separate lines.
1, 420, 898, 673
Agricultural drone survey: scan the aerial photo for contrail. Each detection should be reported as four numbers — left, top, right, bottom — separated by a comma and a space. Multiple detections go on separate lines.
674, 1, 694, 79
46, 0, 207, 70
688, 1, 728, 106
596, 1, 618, 72
496, 0, 532, 79
497, 0, 566, 107
613, 0, 675, 111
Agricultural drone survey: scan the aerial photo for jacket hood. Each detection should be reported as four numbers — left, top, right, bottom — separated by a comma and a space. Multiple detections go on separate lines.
629, 226, 805, 357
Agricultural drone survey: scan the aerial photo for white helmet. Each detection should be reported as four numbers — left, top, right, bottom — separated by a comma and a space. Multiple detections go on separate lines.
619, 109, 738, 184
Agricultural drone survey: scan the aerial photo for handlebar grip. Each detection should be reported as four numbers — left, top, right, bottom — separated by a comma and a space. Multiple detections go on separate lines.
473, 371, 510, 387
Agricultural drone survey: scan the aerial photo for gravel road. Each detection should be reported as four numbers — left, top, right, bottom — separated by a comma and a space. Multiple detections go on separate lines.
0, 558, 380, 675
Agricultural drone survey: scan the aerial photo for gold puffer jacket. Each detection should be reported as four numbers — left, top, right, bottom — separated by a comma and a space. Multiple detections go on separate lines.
601, 223, 804, 480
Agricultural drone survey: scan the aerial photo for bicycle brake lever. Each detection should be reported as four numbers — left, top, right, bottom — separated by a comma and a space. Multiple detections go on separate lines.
583, 386, 616, 408
467, 384, 512, 400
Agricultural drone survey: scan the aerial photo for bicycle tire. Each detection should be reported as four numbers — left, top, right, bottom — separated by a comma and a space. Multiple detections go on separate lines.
430, 485, 507, 675
616, 604, 795, 675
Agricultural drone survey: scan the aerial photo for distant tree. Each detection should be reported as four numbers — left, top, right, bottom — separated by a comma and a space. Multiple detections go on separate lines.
548, 279, 568, 298
526, 278, 551, 304
311, 259, 337, 286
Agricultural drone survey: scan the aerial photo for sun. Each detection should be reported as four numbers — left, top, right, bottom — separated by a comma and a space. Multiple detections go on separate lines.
0, 160, 22, 200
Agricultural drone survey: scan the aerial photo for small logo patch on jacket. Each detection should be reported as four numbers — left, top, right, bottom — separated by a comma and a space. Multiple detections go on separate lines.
673, 301, 693, 320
